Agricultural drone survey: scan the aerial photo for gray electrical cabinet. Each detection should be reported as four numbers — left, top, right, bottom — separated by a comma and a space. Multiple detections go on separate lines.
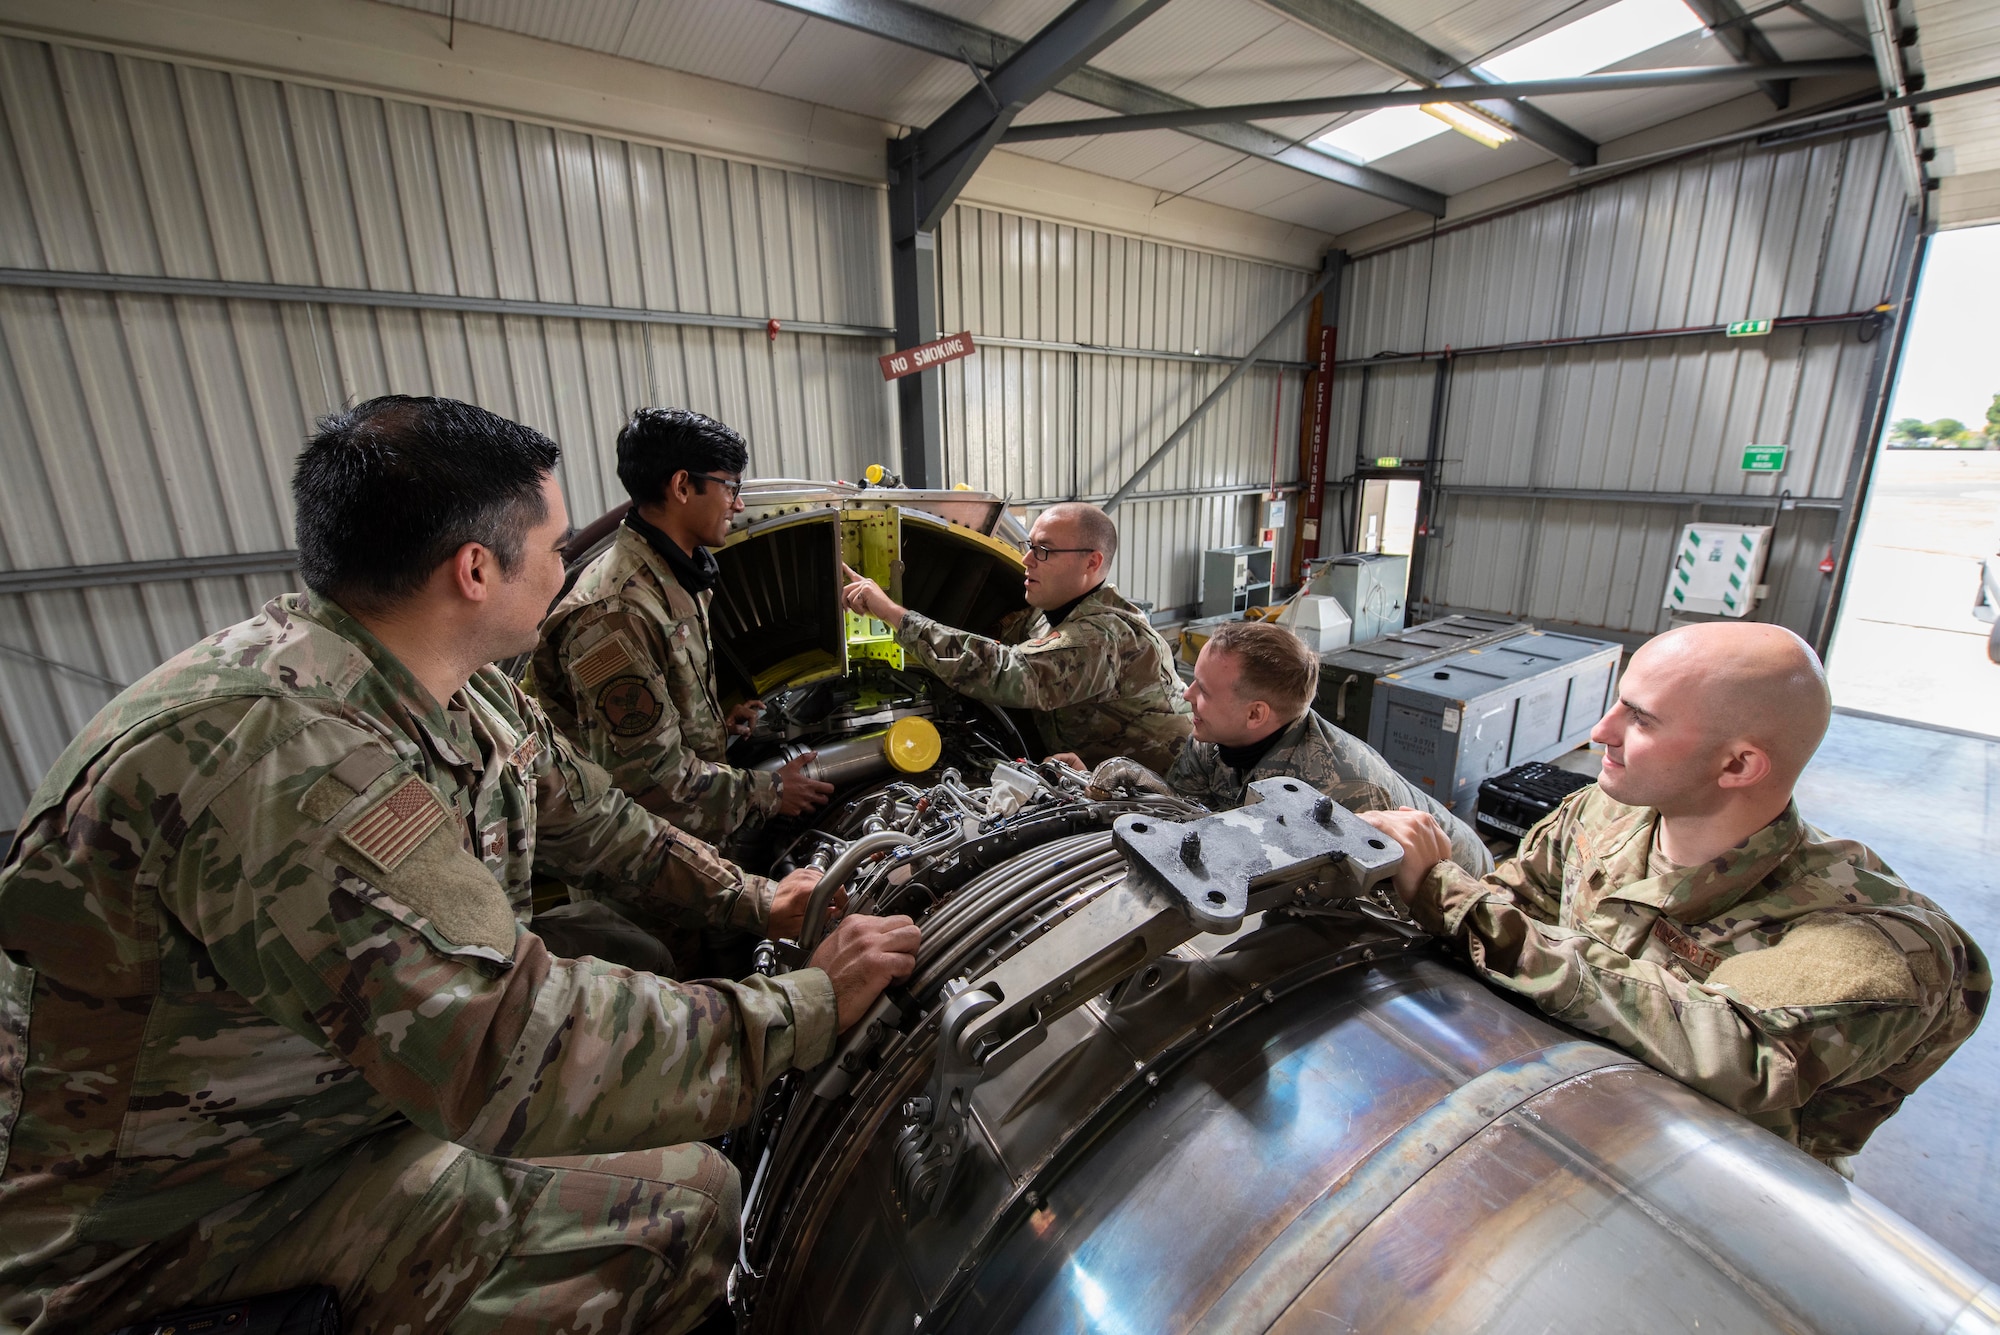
1308, 553, 1409, 643
1316, 613, 1530, 737
1199, 545, 1274, 617
1368, 629, 1622, 816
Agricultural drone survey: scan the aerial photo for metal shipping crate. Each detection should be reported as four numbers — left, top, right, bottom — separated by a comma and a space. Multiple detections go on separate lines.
1368, 630, 1622, 816
1308, 553, 1408, 643
1316, 613, 1531, 737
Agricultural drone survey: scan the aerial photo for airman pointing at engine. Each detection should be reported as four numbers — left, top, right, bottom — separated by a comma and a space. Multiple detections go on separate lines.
840, 501, 1193, 773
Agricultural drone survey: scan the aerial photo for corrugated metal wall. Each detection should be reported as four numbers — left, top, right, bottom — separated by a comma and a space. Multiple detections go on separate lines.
936, 205, 1310, 614
1326, 128, 1915, 641
0, 34, 894, 828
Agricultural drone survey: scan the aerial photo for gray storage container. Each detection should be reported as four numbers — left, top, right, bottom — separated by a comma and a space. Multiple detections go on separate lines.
1307, 553, 1408, 643
1368, 629, 1622, 815
1316, 613, 1531, 737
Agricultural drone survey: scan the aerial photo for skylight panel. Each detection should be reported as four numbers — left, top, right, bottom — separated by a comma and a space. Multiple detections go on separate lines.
1316, 105, 1451, 163
1480, 0, 1706, 83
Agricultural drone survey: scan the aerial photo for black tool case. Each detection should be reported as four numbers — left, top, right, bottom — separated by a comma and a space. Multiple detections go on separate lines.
1474, 761, 1596, 843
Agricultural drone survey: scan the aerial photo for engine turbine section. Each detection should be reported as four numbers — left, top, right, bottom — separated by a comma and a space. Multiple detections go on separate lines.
729, 766, 1999, 1335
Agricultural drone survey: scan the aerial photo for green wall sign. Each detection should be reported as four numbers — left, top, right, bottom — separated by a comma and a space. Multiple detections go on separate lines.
1741, 444, 1788, 472
1726, 319, 1774, 337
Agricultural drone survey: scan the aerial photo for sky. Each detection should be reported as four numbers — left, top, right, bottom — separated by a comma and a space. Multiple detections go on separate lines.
1886, 224, 2000, 429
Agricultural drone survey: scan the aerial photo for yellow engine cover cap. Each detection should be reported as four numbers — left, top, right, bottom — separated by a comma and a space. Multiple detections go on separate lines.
885, 716, 942, 773
864, 463, 887, 484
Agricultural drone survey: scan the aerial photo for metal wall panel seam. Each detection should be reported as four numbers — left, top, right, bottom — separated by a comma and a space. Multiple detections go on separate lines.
0, 268, 896, 338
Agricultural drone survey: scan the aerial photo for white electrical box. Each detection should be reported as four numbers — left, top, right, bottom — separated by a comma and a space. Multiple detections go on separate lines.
1663, 523, 1772, 618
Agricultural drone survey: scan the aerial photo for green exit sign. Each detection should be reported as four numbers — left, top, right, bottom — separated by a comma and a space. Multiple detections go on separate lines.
1374, 455, 1402, 468
1742, 444, 1788, 472
1726, 318, 1774, 337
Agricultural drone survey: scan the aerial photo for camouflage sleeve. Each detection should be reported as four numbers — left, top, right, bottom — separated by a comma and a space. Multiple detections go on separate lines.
896, 610, 1123, 710
1414, 792, 1570, 924
175, 717, 836, 1159
1320, 734, 1492, 876
1164, 742, 1204, 797
1407, 826, 1941, 1122
523, 690, 774, 936
553, 604, 779, 842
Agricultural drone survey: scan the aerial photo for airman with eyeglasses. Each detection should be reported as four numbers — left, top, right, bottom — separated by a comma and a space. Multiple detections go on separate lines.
841, 501, 1193, 773
534, 409, 834, 976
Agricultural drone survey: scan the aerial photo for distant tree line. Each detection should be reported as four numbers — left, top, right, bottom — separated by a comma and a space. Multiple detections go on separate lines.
1887, 393, 2000, 449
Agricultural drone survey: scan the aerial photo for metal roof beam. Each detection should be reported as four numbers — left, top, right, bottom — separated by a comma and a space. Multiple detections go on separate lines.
763, 0, 1445, 216
893, 0, 1171, 239
1001, 59, 1874, 141
1256, 0, 1599, 167
1683, 0, 1794, 107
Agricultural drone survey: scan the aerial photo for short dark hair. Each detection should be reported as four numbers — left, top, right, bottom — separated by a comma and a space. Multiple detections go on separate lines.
1209, 620, 1318, 718
293, 395, 560, 614
616, 407, 750, 507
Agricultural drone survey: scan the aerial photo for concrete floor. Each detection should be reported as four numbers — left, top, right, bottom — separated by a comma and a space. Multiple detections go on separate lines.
1826, 449, 2000, 739
1794, 710, 2000, 1278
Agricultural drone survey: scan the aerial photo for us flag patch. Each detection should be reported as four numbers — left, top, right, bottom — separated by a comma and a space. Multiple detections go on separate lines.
341, 775, 449, 872
571, 634, 636, 691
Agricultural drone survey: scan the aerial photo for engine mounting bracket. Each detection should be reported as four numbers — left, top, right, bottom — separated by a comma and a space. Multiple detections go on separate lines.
892, 780, 1403, 1218
1113, 776, 1403, 933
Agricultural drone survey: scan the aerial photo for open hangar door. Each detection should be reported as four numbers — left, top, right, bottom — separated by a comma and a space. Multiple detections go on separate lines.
1315, 125, 1921, 657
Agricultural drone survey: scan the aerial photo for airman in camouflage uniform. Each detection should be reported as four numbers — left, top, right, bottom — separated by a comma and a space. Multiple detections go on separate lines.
1161, 620, 1490, 876
1169, 708, 1493, 876
1404, 788, 1987, 1160
1364, 621, 1987, 1162
842, 502, 1192, 773
534, 408, 829, 846
537, 520, 778, 842
0, 594, 829, 1334
0, 397, 917, 1335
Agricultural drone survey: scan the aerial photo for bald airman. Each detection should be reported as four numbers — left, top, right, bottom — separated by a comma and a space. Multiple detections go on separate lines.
1361, 621, 1988, 1165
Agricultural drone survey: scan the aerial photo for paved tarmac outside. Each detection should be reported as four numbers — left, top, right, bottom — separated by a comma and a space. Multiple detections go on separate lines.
1826, 448, 2000, 739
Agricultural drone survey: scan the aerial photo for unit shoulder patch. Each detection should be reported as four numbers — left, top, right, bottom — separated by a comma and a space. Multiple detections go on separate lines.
340, 774, 450, 873
597, 674, 665, 738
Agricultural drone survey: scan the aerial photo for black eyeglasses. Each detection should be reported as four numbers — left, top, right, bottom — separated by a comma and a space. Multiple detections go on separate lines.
687, 472, 744, 500
1026, 541, 1094, 562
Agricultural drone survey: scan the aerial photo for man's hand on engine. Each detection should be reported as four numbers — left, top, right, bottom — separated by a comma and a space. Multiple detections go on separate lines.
726, 699, 766, 737
767, 867, 843, 942
1357, 807, 1450, 905
811, 913, 922, 1030
1047, 752, 1085, 771
841, 564, 906, 628
775, 751, 835, 816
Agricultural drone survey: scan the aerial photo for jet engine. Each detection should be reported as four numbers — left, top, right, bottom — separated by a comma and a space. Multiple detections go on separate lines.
568, 482, 1999, 1334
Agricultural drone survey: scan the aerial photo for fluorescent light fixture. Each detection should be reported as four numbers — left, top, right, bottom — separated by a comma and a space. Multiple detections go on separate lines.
1315, 105, 1450, 162
1481, 0, 1706, 83
1421, 102, 1515, 147
1314, 0, 1703, 164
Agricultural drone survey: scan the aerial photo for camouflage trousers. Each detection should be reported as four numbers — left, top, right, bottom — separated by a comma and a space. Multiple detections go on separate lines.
11, 1129, 739, 1335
